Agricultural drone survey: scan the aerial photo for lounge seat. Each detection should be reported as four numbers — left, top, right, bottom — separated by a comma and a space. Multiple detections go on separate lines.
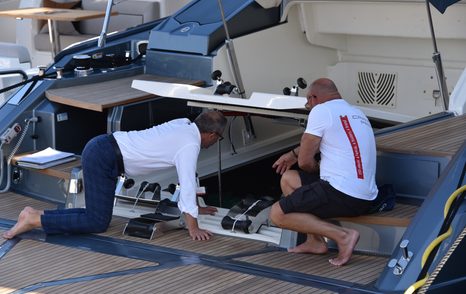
0, 42, 37, 103
34, 21, 95, 52
33, 0, 191, 52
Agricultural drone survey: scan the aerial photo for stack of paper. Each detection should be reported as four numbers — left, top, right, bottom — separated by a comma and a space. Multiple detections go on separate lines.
16, 147, 76, 169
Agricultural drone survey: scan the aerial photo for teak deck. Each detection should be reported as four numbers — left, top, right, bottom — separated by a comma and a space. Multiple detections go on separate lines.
45, 74, 204, 112
5, 82, 456, 293
0, 191, 401, 293
376, 114, 466, 158
333, 203, 417, 227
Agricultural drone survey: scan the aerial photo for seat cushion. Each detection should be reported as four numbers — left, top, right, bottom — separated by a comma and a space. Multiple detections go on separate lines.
38, 21, 81, 35
80, 0, 160, 35
34, 33, 95, 52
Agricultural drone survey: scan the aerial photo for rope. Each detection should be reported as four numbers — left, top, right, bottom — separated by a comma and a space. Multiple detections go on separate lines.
231, 200, 261, 232
417, 226, 466, 293
1, 119, 36, 193
130, 182, 150, 212
404, 185, 466, 294
6, 121, 32, 164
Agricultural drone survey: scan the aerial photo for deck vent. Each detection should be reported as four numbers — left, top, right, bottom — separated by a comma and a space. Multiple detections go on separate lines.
357, 72, 397, 107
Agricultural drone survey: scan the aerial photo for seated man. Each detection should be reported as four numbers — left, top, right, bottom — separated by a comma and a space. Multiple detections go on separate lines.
270, 78, 378, 266
3, 110, 226, 241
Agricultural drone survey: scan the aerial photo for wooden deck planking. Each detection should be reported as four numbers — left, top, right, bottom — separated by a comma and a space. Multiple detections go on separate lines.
237, 251, 387, 285
101, 216, 268, 256
11, 155, 81, 180
39, 265, 331, 294
0, 239, 157, 294
1, 192, 417, 256
45, 74, 204, 112
0, 191, 57, 220
332, 203, 418, 227
0, 192, 391, 292
376, 115, 466, 157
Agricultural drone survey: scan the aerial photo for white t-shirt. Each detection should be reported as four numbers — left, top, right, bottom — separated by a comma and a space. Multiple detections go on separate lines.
113, 118, 201, 218
305, 99, 378, 200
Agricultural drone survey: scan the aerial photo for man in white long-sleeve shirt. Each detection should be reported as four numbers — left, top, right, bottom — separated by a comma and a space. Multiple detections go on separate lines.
3, 111, 227, 241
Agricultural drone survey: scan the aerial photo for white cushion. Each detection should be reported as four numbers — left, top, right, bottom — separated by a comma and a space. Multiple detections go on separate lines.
39, 21, 81, 35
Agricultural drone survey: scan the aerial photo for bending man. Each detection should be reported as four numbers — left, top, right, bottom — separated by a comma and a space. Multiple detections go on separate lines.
270, 78, 378, 266
3, 110, 227, 241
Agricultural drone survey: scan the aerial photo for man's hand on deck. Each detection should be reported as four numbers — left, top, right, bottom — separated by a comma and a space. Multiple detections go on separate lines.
185, 212, 213, 241
199, 206, 217, 215
189, 227, 213, 241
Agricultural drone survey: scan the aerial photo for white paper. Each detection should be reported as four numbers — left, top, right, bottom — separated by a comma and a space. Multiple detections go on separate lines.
17, 147, 75, 165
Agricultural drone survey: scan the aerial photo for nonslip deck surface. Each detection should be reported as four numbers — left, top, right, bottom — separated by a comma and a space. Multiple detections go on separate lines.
45, 74, 204, 112
0, 192, 394, 293
236, 251, 387, 285
101, 216, 268, 257
0, 192, 57, 220
333, 203, 418, 227
34, 264, 331, 294
0, 238, 157, 294
376, 114, 466, 157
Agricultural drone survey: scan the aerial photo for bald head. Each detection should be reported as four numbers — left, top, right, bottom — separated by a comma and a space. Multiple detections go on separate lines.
305, 78, 342, 110
310, 78, 341, 99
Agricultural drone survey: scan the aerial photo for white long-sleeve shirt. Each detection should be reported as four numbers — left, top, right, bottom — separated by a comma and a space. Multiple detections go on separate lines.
113, 118, 201, 218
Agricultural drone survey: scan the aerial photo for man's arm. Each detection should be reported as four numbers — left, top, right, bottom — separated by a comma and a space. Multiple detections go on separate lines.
298, 133, 321, 173
175, 145, 214, 241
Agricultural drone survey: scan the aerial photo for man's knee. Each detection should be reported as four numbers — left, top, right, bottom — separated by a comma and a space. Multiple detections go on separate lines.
87, 215, 111, 233
270, 202, 286, 227
280, 170, 301, 196
92, 223, 109, 233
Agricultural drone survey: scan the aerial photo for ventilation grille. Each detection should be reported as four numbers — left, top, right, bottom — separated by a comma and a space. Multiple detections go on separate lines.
357, 72, 397, 107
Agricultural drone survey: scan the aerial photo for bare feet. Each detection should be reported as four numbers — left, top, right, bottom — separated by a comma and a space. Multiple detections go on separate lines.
328, 229, 359, 266
288, 239, 328, 254
2, 207, 43, 239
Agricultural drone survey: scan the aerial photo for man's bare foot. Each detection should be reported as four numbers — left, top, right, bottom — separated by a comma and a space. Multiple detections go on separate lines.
328, 229, 359, 266
2, 207, 42, 239
288, 239, 328, 254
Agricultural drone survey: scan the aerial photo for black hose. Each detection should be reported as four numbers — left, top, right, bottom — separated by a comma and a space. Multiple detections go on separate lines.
0, 72, 56, 95
21, 79, 38, 100
0, 69, 28, 81
0, 76, 35, 95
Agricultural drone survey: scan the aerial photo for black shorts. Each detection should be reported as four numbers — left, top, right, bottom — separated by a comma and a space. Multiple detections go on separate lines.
278, 171, 372, 219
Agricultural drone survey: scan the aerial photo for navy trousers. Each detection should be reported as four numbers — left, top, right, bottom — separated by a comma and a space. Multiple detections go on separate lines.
41, 134, 119, 234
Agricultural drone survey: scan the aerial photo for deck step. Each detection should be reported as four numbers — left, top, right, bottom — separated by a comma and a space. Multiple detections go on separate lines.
12, 154, 81, 180
330, 203, 419, 255
10, 154, 83, 205
333, 203, 418, 227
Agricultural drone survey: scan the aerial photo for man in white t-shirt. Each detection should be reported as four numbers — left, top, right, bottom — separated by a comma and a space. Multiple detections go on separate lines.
270, 78, 378, 266
3, 111, 227, 242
